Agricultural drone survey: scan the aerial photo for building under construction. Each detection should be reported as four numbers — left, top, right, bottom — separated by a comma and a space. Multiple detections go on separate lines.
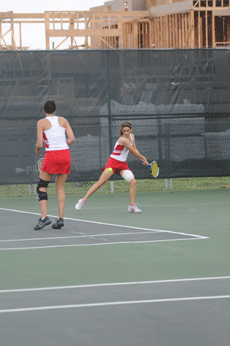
0, 0, 230, 50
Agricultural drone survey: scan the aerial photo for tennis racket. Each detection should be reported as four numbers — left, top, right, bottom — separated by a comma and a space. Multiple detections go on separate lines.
36, 157, 43, 172
149, 161, 159, 178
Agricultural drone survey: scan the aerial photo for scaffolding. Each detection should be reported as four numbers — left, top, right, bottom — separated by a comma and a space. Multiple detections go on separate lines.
0, 10, 148, 50
149, 0, 230, 49
0, 1, 230, 50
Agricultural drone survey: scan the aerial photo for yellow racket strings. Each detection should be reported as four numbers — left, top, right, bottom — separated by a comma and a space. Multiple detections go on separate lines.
151, 162, 159, 177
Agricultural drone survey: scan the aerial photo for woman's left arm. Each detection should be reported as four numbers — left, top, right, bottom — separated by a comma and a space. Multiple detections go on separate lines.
132, 134, 137, 150
119, 134, 149, 166
131, 134, 149, 166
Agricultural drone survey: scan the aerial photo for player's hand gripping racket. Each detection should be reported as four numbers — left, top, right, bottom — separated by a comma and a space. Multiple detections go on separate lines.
36, 157, 43, 173
149, 161, 159, 178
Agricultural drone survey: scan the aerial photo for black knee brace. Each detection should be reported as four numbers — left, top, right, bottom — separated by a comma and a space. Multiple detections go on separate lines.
37, 178, 49, 201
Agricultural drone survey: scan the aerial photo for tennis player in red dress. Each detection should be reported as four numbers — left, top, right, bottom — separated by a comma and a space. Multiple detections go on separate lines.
34, 100, 75, 230
75, 121, 149, 213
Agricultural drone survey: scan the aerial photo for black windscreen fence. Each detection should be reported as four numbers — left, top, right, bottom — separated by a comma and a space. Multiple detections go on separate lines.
0, 49, 230, 185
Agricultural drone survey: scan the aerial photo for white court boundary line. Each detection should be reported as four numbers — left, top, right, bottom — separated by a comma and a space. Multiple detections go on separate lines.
0, 295, 230, 314
0, 238, 207, 251
0, 276, 229, 293
0, 207, 209, 250
0, 231, 171, 243
1, 277, 230, 313
0, 207, 208, 239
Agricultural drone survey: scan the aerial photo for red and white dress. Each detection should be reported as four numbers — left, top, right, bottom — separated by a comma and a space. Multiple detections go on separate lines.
40, 116, 71, 174
104, 135, 133, 174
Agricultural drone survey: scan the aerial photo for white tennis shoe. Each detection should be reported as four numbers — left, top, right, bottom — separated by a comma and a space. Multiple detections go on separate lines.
75, 199, 85, 211
128, 204, 142, 213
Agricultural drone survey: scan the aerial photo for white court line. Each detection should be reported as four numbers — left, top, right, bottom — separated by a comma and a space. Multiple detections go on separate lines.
0, 237, 204, 251
0, 295, 230, 314
0, 207, 208, 240
0, 231, 159, 243
0, 276, 230, 293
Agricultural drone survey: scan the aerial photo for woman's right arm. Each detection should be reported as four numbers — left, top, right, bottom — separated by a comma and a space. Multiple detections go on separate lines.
36, 120, 43, 156
65, 120, 75, 145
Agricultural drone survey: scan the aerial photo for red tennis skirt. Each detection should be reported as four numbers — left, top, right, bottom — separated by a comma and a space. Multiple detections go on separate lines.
102, 157, 130, 175
41, 149, 71, 175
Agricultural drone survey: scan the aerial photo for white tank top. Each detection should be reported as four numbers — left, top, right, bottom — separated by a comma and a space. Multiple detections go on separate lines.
110, 135, 133, 162
43, 116, 69, 151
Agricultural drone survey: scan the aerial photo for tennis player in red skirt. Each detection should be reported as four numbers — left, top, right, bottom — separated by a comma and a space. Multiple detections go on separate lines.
75, 121, 149, 213
34, 100, 75, 230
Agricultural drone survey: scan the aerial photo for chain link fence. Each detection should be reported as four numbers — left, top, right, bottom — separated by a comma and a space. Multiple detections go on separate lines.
1, 49, 230, 198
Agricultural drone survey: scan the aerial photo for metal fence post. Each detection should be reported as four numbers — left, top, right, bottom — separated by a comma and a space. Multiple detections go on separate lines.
106, 50, 114, 193
165, 122, 172, 189
106, 50, 112, 153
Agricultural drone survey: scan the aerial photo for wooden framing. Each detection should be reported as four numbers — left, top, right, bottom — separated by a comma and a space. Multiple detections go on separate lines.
0, 2, 230, 50
151, 12, 195, 49
149, 0, 230, 49
0, 12, 32, 50
123, 19, 150, 48
0, 10, 148, 50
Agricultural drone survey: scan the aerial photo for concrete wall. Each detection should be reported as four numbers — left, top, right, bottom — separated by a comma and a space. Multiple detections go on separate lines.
89, 5, 104, 11
132, 0, 146, 11
104, 0, 132, 11
103, 0, 146, 11
150, 0, 192, 16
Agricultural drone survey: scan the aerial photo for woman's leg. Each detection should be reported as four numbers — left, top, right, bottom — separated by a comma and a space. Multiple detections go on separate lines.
83, 169, 114, 202
120, 170, 136, 206
39, 171, 52, 219
55, 174, 68, 219
129, 178, 137, 205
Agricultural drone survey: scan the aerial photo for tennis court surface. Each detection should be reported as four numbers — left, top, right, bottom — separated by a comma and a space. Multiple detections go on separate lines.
0, 189, 230, 346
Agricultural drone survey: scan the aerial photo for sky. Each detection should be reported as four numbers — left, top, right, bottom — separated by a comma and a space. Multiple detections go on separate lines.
1, 0, 107, 49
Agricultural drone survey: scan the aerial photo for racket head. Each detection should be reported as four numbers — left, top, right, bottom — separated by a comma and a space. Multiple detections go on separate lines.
149, 161, 159, 178
36, 158, 43, 172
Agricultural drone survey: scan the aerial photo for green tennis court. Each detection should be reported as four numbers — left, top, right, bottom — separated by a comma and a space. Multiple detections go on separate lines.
0, 189, 230, 345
